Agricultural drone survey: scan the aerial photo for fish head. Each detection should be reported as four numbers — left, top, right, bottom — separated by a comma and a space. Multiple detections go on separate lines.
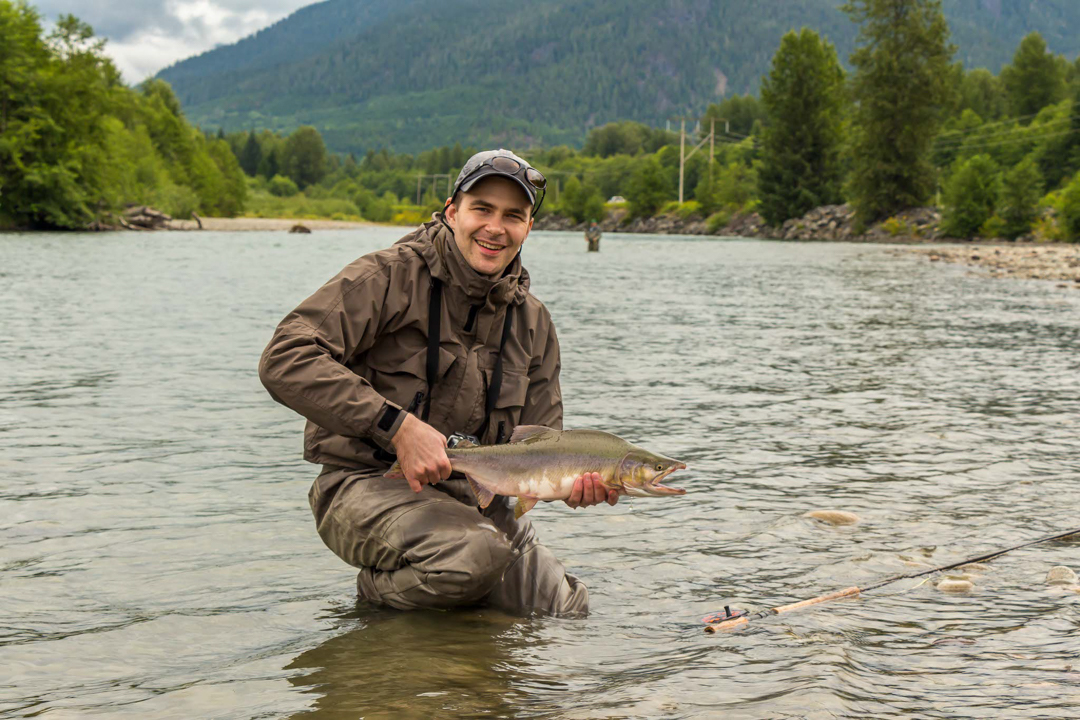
614, 450, 687, 497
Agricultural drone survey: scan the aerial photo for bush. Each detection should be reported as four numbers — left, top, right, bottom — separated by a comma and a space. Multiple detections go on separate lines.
881, 216, 913, 236
979, 214, 1007, 238
1058, 171, 1080, 241
626, 158, 672, 218
706, 210, 732, 233
941, 154, 1000, 237
268, 174, 300, 197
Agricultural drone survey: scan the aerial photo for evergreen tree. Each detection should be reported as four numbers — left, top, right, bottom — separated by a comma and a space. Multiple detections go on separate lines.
701, 94, 765, 138
1000, 33, 1065, 119
756, 29, 845, 226
281, 126, 327, 188
238, 130, 262, 176
843, 0, 956, 225
999, 156, 1042, 239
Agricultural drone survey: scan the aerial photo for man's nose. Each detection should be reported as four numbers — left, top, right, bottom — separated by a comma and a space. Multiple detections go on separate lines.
484, 214, 505, 234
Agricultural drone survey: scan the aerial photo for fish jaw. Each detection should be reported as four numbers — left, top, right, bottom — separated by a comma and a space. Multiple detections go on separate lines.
625, 462, 687, 497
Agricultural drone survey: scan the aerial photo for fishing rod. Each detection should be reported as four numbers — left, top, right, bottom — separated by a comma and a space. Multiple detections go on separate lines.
703, 525, 1080, 634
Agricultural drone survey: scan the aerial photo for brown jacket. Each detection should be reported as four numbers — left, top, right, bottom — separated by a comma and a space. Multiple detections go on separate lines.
258, 219, 563, 470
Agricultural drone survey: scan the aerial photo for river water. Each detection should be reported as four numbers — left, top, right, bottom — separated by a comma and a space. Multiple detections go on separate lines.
2, 228, 1079, 719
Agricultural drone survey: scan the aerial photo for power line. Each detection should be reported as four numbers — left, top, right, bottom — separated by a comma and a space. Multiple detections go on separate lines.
934, 115, 1079, 148
936, 126, 1080, 152
935, 108, 1055, 139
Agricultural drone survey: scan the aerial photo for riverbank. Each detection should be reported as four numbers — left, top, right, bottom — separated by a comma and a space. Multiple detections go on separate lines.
167, 216, 381, 231
903, 244, 1080, 287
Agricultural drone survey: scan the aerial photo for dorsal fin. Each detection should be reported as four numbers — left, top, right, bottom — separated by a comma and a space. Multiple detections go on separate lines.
509, 425, 556, 444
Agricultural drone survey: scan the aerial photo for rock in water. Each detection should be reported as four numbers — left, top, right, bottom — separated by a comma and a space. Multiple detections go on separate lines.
937, 578, 973, 594
289, 224, 312, 234
804, 510, 860, 526
1046, 566, 1078, 585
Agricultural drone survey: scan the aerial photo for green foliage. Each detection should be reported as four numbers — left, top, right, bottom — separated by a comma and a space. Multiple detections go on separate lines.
156, 0, 1080, 155
238, 130, 262, 176
583, 122, 675, 158
268, 174, 300, 197
245, 189, 361, 221
1058, 171, 1080, 241
979, 214, 1007, 239
881, 217, 914, 237
941, 154, 1000, 237
1000, 33, 1065, 119
756, 28, 846, 226
555, 176, 605, 223
706, 210, 732, 234
626, 157, 672, 218
0, 1, 246, 228
843, 0, 956, 225
281, 126, 327, 188
953, 68, 1006, 122
999, 157, 1043, 239
701, 95, 765, 138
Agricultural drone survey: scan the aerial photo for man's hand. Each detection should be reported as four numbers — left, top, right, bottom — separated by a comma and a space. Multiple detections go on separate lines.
564, 472, 619, 509
389, 414, 452, 493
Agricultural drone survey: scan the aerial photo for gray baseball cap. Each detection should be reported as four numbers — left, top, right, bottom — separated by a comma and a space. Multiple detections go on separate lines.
451, 149, 546, 209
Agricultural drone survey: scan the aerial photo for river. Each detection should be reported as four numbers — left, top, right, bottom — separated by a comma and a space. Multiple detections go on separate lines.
2, 229, 1079, 718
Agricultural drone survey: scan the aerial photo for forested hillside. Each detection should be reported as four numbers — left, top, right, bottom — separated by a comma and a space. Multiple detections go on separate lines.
158, 0, 1080, 153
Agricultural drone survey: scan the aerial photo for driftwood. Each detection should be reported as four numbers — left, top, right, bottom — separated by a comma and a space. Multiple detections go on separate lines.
191, 211, 203, 230
123, 205, 172, 230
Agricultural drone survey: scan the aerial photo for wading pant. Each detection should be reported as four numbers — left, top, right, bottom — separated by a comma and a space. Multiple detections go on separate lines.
309, 466, 589, 616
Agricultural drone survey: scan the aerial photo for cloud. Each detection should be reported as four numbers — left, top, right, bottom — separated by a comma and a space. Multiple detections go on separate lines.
33, 0, 314, 82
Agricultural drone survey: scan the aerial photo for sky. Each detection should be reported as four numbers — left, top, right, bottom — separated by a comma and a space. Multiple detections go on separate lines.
34, 0, 317, 83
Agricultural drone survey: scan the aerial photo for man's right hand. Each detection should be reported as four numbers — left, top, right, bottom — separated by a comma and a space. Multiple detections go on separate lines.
389, 414, 452, 493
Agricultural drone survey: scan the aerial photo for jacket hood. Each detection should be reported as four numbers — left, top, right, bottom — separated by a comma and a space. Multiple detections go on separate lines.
402, 219, 530, 306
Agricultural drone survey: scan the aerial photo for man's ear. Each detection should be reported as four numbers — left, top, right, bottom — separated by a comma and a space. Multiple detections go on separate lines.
444, 198, 457, 229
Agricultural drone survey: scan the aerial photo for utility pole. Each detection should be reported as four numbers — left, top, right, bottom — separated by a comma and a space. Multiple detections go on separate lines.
678, 118, 715, 204
679, 120, 686, 204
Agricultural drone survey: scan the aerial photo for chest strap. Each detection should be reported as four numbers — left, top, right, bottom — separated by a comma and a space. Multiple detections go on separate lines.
425, 278, 513, 443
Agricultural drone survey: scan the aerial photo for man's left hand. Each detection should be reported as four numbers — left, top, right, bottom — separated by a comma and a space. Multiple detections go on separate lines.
564, 472, 619, 509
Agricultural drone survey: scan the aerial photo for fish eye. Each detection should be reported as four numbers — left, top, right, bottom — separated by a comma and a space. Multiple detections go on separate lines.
656, 464, 663, 471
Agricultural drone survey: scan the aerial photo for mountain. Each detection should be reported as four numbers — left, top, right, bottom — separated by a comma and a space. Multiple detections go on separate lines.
157, 0, 1080, 154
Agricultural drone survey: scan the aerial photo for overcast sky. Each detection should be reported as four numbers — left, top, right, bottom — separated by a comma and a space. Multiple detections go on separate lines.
35, 0, 317, 82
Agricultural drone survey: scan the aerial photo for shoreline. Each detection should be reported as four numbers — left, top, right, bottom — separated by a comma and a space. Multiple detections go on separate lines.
168, 217, 391, 231
901, 244, 1080, 288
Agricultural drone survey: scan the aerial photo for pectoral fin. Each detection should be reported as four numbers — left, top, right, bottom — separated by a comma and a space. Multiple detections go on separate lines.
514, 496, 539, 519
467, 475, 497, 509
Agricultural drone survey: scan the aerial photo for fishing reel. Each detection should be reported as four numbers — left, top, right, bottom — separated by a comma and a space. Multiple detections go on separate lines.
701, 605, 748, 624
447, 433, 480, 449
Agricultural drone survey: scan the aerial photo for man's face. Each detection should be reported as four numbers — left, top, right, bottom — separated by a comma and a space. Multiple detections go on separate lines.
445, 176, 533, 276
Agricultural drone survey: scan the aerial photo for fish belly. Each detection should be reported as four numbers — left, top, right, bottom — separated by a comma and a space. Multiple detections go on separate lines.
455, 461, 579, 501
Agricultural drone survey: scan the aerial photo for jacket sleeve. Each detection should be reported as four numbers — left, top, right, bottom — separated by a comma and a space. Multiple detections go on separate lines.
258, 259, 406, 449
520, 316, 563, 430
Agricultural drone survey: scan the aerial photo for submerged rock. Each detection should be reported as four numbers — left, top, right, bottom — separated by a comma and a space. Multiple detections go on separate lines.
1046, 566, 1078, 585
804, 510, 860, 526
937, 577, 974, 593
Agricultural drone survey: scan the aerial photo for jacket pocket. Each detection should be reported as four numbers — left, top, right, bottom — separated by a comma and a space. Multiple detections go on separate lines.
364, 346, 457, 411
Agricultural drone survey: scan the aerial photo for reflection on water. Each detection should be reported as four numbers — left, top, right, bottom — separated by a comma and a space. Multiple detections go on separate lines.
1, 229, 1079, 718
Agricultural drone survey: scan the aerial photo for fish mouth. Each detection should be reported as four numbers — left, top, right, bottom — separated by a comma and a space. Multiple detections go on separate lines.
643, 462, 687, 496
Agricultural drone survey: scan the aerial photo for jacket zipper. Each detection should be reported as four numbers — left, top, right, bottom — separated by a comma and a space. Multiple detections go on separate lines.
406, 391, 424, 415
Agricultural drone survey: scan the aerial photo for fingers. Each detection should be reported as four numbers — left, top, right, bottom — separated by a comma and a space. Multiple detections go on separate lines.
564, 476, 584, 509
606, 489, 619, 506
437, 456, 452, 482
407, 476, 423, 494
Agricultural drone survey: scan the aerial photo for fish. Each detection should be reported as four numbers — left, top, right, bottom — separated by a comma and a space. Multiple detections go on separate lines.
385, 425, 687, 518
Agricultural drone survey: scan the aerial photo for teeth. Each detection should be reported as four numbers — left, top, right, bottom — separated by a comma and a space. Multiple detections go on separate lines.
475, 239, 503, 251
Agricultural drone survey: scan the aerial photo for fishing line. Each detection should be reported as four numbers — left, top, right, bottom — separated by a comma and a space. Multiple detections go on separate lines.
703, 525, 1080, 634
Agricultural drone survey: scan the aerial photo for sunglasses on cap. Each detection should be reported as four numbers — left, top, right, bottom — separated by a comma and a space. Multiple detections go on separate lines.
479, 156, 547, 191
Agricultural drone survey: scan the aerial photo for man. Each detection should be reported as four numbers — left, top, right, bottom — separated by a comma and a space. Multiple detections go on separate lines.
585, 220, 601, 252
259, 149, 617, 617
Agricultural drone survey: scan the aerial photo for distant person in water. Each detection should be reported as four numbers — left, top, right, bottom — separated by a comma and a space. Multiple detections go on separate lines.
259, 149, 617, 617
585, 220, 601, 252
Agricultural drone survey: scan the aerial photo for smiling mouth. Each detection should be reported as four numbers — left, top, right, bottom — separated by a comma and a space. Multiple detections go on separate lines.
474, 238, 505, 253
